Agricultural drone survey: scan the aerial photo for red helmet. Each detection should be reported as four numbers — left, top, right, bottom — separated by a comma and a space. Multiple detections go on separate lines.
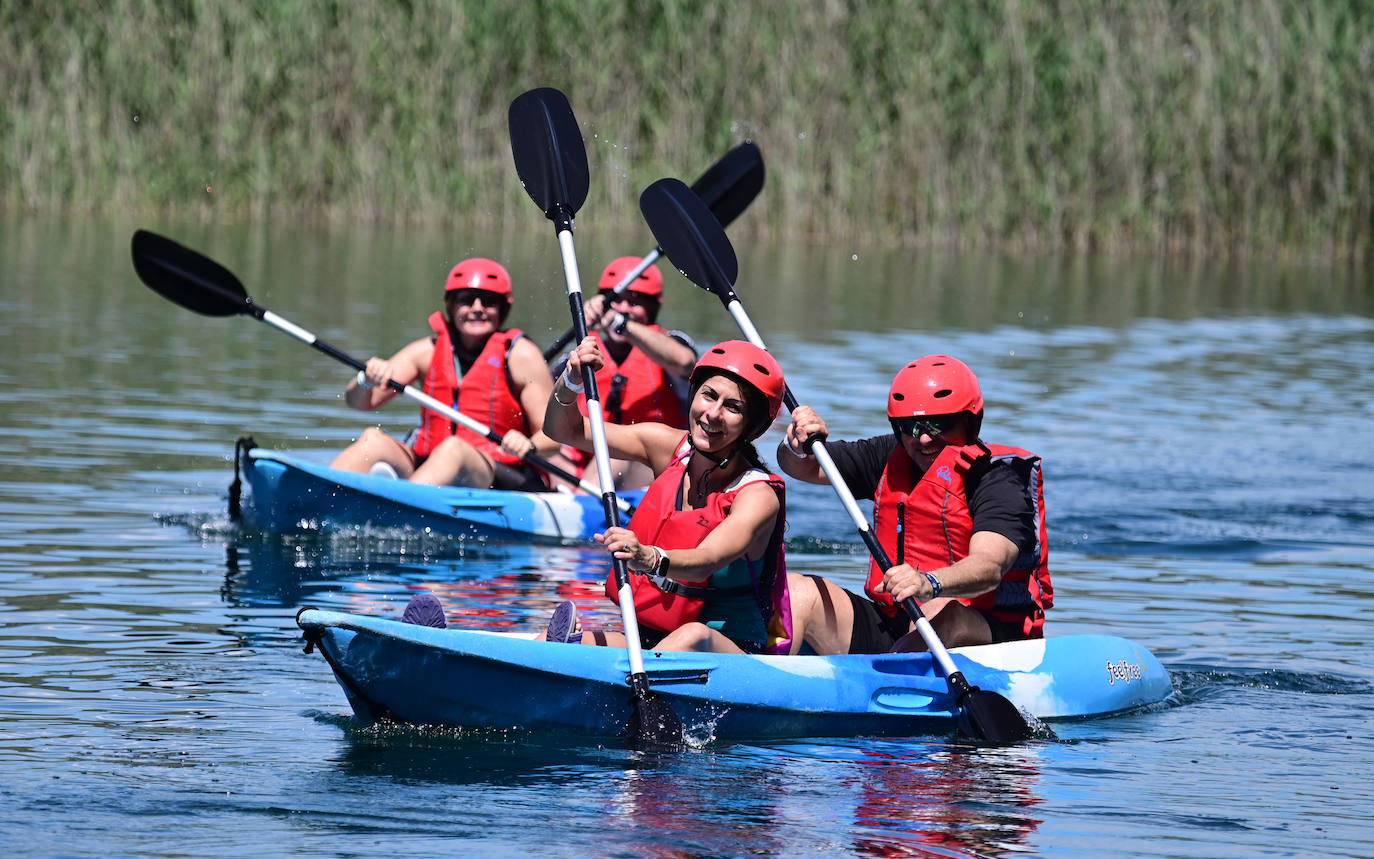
690, 340, 786, 440
598, 257, 663, 297
445, 258, 513, 305
887, 355, 984, 419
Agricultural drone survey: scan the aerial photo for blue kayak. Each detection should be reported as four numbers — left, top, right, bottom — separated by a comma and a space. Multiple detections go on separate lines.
238, 447, 645, 542
296, 608, 1174, 740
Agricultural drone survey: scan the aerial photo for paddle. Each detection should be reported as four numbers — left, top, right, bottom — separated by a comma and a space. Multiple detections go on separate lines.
541, 142, 765, 361
508, 87, 685, 750
638, 179, 1036, 744
128, 229, 630, 511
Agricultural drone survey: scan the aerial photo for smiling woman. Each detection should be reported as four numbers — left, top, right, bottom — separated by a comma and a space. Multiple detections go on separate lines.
536, 336, 793, 657
328, 257, 560, 490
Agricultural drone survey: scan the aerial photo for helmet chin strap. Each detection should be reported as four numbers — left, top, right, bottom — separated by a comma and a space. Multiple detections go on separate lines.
687, 435, 732, 468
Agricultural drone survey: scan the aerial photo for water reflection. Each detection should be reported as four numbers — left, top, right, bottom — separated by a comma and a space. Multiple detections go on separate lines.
220, 530, 626, 630
323, 726, 1048, 857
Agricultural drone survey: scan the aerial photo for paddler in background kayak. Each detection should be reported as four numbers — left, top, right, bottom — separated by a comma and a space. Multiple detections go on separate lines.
779, 355, 1054, 654
329, 258, 560, 490
538, 337, 794, 654
546, 257, 697, 492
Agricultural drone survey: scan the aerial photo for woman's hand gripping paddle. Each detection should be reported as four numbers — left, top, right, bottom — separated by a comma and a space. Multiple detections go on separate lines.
508, 87, 684, 751
637, 179, 1036, 744
541, 142, 765, 362
128, 229, 629, 510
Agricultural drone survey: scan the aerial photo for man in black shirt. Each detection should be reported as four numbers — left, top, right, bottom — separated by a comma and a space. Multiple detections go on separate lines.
775, 355, 1052, 654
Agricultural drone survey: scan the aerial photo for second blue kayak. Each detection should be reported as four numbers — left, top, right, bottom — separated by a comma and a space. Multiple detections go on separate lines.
238, 446, 644, 542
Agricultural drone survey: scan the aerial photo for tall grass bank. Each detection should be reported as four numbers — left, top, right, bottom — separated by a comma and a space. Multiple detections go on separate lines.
3, 0, 1370, 258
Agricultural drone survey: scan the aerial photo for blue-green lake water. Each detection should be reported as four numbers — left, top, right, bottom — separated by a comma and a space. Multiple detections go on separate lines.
1, 216, 1371, 856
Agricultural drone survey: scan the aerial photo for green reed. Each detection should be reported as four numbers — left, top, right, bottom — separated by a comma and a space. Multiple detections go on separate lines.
2, 0, 1370, 259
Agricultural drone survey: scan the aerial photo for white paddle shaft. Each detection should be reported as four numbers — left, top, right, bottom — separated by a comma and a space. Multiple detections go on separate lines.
557, 227, 649, 679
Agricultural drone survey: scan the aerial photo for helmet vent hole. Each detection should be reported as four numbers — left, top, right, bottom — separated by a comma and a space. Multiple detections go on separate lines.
892, 393, 906, 402
753, 363, 771, 375
934, 389, 953, 399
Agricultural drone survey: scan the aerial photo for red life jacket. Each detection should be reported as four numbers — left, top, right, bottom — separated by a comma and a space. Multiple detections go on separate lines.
867, 442, 1053, 637
604, 435, 793, 654
411, 313, 530, 467
588, 330, 690, 428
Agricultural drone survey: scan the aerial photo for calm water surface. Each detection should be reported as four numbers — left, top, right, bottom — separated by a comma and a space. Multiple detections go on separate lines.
1, 216, 1371, 857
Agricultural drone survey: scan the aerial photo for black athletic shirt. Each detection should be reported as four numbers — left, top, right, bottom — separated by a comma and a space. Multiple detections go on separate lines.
822, 435, 1036, 552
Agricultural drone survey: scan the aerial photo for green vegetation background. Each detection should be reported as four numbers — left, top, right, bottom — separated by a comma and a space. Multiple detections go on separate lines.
3, 0, 1370, 258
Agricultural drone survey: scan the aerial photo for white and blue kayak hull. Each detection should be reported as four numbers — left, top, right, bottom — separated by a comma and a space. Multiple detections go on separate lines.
241, 448, 642, 542
297, 608, 1174, 740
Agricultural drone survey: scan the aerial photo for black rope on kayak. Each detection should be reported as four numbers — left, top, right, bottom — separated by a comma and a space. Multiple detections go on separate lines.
296, 607, 404, 723
229, 435, 257, 521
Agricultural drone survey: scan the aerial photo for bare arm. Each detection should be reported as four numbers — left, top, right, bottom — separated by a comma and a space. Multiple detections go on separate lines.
584, 292, 695, 377
598, 481, 781, 583
618, 321, 696, 378
544, 336, 686, 470
505, 336, 560, 456
875, 530, 1019, 604
343, 337, 432, 411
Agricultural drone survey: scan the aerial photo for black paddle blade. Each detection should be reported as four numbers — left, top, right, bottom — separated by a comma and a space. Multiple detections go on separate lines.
956, 686, 1036, 744
691, 141, 765, 229
624, 690, 686, 751
130, 229, 251, 318
639, 178, 739, 303
508, 88, 589, 222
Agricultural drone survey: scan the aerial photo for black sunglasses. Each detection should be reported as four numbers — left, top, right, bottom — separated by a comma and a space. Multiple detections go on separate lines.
448, 288, 508, 308
599, 289, 658, 308
890, 414, 960, 439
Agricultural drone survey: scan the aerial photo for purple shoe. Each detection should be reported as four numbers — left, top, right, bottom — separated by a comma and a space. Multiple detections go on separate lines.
545, 600, 580, 643
401, 592, 447, 628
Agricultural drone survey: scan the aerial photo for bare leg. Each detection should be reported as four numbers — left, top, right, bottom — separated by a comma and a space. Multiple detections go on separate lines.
329, 427, 417, 476
652, 622, 746, 654
889, 600, 993, 652
410, 436, 497, 488
786, 573, 857, 656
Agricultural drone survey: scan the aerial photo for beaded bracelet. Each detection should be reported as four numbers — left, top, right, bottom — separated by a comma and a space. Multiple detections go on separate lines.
923, 571, 943, 598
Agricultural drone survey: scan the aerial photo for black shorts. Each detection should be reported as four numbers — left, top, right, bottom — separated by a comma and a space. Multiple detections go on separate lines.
844, 589, 1027, 654
845, 589, 913, 654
